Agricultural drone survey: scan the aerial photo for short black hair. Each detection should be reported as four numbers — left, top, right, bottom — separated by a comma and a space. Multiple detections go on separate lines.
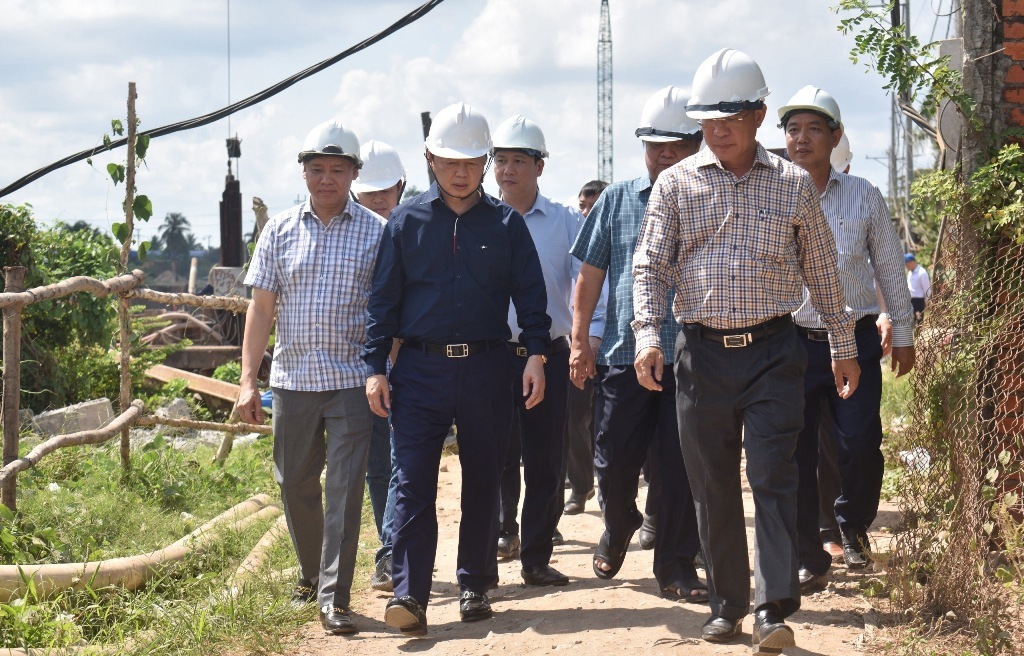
579, 180, 609, 198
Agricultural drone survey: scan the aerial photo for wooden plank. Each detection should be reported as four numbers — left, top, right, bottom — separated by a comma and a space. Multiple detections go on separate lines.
145, 364, 240, 402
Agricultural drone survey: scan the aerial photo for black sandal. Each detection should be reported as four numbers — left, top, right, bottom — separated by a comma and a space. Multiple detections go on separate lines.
592, 525, 639, 580
659, 574, 710, 604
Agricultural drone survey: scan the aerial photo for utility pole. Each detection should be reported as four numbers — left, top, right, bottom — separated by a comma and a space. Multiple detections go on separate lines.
597, 0, 613, 182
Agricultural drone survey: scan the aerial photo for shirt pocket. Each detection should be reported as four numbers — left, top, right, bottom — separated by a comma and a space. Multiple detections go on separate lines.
465, 236, 511, 290
749, 207, 792, 262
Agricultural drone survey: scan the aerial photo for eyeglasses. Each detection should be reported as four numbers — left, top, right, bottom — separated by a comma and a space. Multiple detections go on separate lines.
697, 112, 750, 128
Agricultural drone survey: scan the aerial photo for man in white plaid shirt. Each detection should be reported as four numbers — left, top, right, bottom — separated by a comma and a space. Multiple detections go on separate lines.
236, 119, 386, 636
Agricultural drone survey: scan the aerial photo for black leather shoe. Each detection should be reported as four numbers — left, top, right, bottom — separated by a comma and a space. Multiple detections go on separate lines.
551, 527, 564, 546
289, 578, 317, 607
753, 605, 795, 654
384, 595, 428, 636
371, 554, 393, 592
522, 564, 570, 586
638, 514, 656, 550
798, 567, 829, 594
320, 606, 357, 635
843, 534, 871, 569
459, 590, 493, 622
497, 533, 521, 560
563, 497, 586, 515
701, 615, 742, 643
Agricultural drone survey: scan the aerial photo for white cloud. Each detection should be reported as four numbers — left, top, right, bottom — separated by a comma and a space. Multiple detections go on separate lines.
0, 0, 926, 243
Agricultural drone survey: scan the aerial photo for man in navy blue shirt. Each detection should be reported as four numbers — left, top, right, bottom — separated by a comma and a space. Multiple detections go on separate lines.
363, 102, 551, 635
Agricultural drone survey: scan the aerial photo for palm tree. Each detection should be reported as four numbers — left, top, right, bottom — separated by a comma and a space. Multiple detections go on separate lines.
155, 212, 195, 277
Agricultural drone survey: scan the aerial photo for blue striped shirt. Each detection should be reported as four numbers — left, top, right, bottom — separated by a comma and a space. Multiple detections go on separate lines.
793, 169, 913, 348
245, 199, 386, 391
571, 176, 681, 366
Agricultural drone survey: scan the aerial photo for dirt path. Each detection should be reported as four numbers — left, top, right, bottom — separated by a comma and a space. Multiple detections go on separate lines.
286, 454, 893, 655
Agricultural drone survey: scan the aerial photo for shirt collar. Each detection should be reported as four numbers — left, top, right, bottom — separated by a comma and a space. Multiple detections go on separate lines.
523, 190, 551, 218
302, 198, 351, 224
694, 141, 774, 173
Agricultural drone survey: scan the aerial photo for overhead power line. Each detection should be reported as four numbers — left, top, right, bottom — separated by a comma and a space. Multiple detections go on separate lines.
0, 0, 447, 199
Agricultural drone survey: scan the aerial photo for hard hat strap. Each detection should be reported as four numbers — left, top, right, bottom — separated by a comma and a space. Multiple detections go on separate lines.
686, 99, 764, 113
634, 127, 703, 141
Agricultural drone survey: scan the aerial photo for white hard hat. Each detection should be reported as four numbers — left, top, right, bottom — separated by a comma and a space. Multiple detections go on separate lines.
424, 102, 492, 159
635, 86, 702, 142
491, 115, 548, 158
686, 48, 770, 120
831, 132, 853, 172
777, 85, 843, 129
298, 120, 362, 166
351, 140, 406, 193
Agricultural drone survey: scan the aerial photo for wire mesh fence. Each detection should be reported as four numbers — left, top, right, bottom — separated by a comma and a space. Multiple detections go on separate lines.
888, 210, 1023, 653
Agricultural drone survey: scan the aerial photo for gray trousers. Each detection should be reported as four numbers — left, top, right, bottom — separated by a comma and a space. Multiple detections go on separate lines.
271, 387, 373, 610
674, 324, 805, 620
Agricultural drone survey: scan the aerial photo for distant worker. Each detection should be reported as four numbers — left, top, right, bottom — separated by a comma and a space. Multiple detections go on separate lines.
363, 102, 551, 635
571, 86, 705, 603
778, 86, 914, 596
236, 120, 385, 636
561, 180, 610, 520
632, 49, 860, 653
492, 114, 592, 587
905, 253, 931, 321
351, 139, 407, 593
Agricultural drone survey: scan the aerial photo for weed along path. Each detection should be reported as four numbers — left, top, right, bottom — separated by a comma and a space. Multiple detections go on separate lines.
285, 454, 895, 655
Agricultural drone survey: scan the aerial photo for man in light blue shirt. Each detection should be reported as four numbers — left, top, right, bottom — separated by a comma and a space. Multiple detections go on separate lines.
491, 115, 602, 587
570, 87, 705, 602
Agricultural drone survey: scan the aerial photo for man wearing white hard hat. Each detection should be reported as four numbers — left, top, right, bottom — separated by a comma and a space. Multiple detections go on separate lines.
780, 86, 914, 593
570, 86, 706, 603
351, 139, 406, 595
363, 102, 550, 634
237, 119, 385, 636
490, 114, 600, 587
632, 50, 860, 653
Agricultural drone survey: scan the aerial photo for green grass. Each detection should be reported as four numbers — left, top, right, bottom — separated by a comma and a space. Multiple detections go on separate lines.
2, 434, 379, 655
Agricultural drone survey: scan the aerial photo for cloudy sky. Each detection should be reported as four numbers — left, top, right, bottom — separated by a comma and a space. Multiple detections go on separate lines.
0, 0, 949, 248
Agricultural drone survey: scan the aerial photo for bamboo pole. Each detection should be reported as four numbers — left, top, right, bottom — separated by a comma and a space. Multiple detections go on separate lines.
1, 266, 26, 511
135, 413, 271, 435
0, 270, 144, 309
0, 400, 144, 485
125, 287, 251, 313
118, 82, 137, 472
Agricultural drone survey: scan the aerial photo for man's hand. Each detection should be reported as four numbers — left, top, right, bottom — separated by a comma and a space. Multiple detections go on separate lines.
891, 346, 915, 377
634, 347, 664, 392
876, 315, 893, 357
570, 338, 597, 390
523, 355, 546, 409
366, 374, 391, 418
832, 358, 861, 399
235, 382, 265, 425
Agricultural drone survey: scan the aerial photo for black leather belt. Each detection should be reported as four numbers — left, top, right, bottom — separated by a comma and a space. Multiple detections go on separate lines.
686, 315, 792, 348
797, 314, 880, 343
403, 339, 506, 358
508, 335, 570, 358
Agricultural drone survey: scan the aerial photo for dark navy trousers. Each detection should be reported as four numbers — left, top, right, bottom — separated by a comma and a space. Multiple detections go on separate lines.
795, 324, 884, 575
388, 346, 514, 608
498, 349, 569, 567
593, 364, 701, 587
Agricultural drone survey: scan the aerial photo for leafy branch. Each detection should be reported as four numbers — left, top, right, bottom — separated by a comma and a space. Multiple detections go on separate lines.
834, 0, 976, 126
86, 118, 153, 261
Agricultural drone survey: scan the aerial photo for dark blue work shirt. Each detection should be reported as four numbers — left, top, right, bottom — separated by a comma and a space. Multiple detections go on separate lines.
362, 184, 551, 375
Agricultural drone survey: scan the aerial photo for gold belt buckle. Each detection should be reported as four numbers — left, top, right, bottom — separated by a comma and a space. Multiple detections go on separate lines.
723, 333, 751, 348
515, 346, 528, 358
446, 344, 469, 357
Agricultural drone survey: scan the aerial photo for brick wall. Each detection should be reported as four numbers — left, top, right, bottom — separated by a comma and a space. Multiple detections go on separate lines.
1007, 1, 1024, 131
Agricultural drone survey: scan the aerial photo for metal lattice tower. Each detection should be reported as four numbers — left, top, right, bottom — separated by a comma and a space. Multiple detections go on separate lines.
597, 0, 613, 182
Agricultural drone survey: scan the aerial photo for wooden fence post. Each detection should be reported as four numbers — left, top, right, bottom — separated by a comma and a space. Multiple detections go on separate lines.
2, 266, 26, 511
119, 81, 138, 472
